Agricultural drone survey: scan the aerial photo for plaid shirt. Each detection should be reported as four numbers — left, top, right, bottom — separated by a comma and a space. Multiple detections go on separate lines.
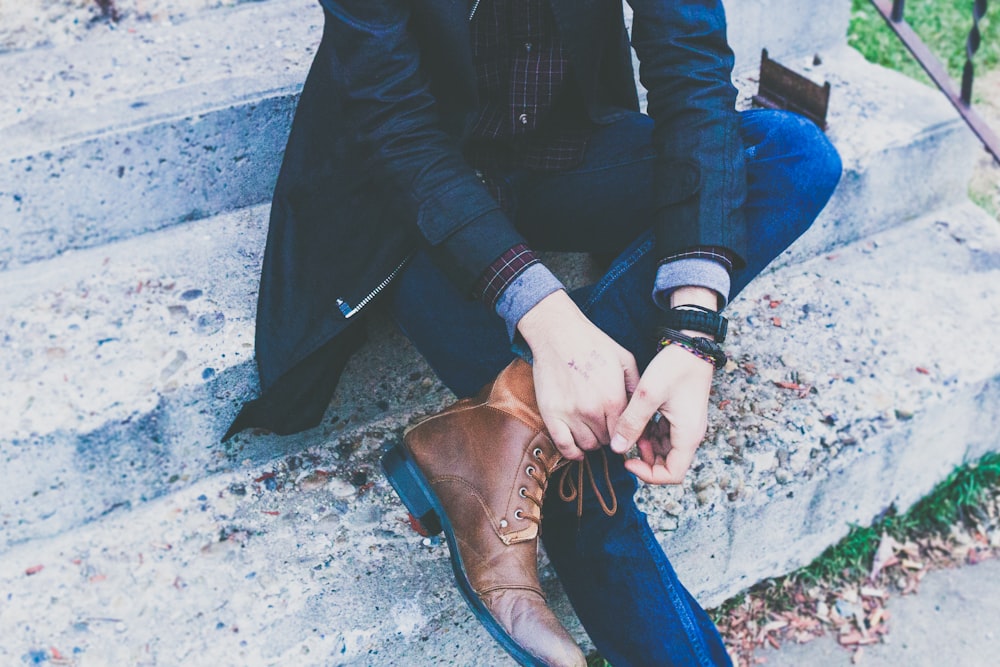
469, 0, 733, 309
467, 0, 589, 211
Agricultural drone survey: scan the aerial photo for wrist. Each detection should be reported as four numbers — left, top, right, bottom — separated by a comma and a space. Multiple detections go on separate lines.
669, 286, 719, 311
516, 289, 577, 347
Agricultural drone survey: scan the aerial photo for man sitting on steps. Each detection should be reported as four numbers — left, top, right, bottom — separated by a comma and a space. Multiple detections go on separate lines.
227, 0, 842, 664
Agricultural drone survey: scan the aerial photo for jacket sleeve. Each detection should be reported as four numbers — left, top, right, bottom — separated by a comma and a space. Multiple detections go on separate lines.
626, 0, 748, 268
318, 0, 525, 292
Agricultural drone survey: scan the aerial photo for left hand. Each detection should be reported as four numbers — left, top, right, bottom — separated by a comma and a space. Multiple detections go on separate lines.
608, 340, 714, 485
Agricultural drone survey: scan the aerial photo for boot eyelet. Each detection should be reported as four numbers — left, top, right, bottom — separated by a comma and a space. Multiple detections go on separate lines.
514, 509, 524, 520
499, 519, 508, 528
525, 465, 535, 476
519, 487, 527, 498
533, 448, 543, 459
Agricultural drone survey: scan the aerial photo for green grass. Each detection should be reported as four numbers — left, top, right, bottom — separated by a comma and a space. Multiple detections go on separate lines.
848, 0, 1000, 94
798, 451, 1000, 584
767, 452, 1000, 592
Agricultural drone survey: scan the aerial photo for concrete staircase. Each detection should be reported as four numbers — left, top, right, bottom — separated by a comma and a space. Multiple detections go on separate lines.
2, 1, 999, 664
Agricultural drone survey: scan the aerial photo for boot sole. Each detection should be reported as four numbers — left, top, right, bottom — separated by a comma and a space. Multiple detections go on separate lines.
381, 441, 548, 667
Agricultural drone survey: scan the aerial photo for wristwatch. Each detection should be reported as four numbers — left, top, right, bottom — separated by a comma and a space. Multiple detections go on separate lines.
660, 305, 728, 343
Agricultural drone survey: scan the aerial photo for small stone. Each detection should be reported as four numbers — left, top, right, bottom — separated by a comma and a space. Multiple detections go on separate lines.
180, 289, 203, 301
839, 432, 858, 446
299, 471, 331, 491
775, 469, 792, 484
168, 304, 189, 319
160, 350, 188, 381
696, 488, 716, 506
693, 473, 717, 493
776, 449, 790, 468
894, 408, 914, 421
662, 499, 683, 516
327, 479, 356, 499
194, 311, 225, 336
714, 431, 727, 450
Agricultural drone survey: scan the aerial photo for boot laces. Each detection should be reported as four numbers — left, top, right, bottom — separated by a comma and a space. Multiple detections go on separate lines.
557, 449, 618, 518
516, 446, 618, 526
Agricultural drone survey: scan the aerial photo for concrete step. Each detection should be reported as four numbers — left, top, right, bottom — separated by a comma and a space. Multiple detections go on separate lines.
0, 0, 853, 271
2, 200, 999, 665
0, 43, 982, 553
0, 37, 980, 553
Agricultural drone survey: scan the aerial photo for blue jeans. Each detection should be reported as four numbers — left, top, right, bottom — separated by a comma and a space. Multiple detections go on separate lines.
390, 109, 842, 666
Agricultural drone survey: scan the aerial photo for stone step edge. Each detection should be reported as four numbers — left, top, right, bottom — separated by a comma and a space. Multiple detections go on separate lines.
1, 202, 999, 663
0, 45, 973, 272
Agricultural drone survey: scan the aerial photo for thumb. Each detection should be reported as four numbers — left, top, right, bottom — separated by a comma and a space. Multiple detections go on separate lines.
622, 353, 641, 396
610, 384, 659, 454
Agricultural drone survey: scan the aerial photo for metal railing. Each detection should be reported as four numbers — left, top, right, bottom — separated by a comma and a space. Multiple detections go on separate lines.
868, 0, 1000, 163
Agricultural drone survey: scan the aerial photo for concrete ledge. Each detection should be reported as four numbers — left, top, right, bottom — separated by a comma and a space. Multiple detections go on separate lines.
2, 202, 999, 665
0, 42, 983, 552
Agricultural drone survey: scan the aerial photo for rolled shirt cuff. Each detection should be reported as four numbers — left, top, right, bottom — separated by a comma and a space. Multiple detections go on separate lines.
652, 258, 731, 311
495, 263, 566, 341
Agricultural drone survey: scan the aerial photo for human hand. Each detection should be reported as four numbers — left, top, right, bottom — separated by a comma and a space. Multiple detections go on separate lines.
608, 341, 714, 484
517, 291, 640, 461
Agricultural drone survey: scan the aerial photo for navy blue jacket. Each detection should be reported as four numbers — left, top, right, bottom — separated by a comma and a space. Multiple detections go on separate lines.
227, 0, 747, 437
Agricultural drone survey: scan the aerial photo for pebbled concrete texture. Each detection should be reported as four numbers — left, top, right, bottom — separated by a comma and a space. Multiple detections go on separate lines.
0, 38, 982, 554
0, 0, 321, 270
2, 202, 1000, 666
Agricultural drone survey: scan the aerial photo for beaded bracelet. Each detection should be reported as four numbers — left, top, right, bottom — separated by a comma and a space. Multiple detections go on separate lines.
658, 338, 717, 367
656, 327, 728, 370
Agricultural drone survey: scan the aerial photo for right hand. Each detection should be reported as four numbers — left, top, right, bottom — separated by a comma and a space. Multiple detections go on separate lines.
517, 291, 640, 461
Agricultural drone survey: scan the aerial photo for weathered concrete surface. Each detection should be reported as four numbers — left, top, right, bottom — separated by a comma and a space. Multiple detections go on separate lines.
2, 202, 1000, 666
0, 0, 319, 270
0, 39, 981, 553
0, 203, 454, 551
0, 0, 853, 270
762, 558, 1000, 666
741, 46, 978, 267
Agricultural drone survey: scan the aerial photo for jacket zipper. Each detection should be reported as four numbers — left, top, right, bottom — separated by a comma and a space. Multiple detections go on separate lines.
339, 2, 476, 321
336, 256, 410, 319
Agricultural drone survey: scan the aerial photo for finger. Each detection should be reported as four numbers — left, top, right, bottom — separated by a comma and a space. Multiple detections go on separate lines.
602, 386, 630, 449
570, 421, 602, 452
548, 418, 585, 461
660, 441, 699, 484
624, 457, 674, 485
621, 353, 641, 395
609, 383, 660, 454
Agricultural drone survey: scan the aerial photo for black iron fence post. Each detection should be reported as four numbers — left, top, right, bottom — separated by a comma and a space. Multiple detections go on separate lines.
868, 0, 1000, 164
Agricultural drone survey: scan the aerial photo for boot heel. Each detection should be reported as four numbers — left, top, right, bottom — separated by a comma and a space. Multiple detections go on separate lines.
381, 442, 443, 536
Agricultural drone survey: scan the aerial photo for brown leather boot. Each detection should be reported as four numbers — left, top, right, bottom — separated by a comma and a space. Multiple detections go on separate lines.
381, 359, 587, 667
